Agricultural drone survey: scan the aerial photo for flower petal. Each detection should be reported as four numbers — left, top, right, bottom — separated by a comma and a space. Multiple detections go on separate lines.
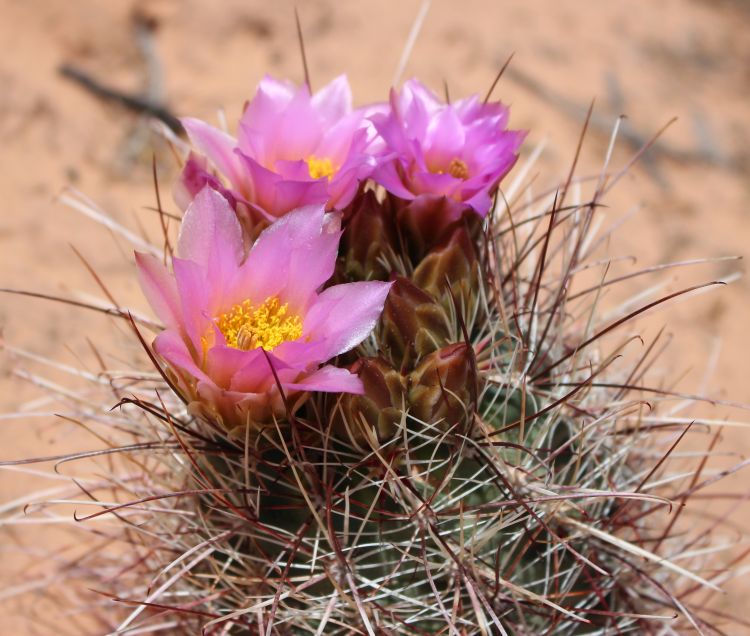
205, 345, 257, 390
235, 152, 328, 218
176, 187, 244, 281
411, 170, 461, 197
173, 154, 237, 211
172, 257, 211, 349
371, 158, 415, 200
312, 75, 352, 126
402, 79, 442, 116
235, 204, 335, 308
424, 107, 466, 167
240, 76, 296, 145
135, 252, 181, 329
303, 280, 394, 359
271, 87, 323, 161
154, 330, 212, 386
181, 118, 246, 192
284, 364, 364, 394
229, 349, 299, 393
287, 228, 342, 307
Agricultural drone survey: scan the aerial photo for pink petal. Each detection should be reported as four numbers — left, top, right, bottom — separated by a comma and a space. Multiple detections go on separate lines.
287, 228, 342, 306
234, 204, 333, 307
273, 158, 316, 181
271, 179, 329, 217
284, 364, 364, 394
253, 86, 321, 163
317, 120, 367, 166
154, 330, 212, 386
236, 152, 328, 218
176, 187, 244, 281
241, 75, 296, 131
311, 75, 352, 126
229, 349, 299, 393
279, 92, 324, 159
303, 280, 394, 359
424, 107, 466, 167
205, 345, 257, 390
247, 203, 326, 263
204, 345, 299, 395
371, 159, 416, 200
402, 79, 442, 116
357, 102, 389, 153
181, 118, 246, 193
135, 252, 181, 330
237, 77, 299, 164
271, 338, 329, 369
371, 91, 410, 154
400, 85, 432, 140
317, 122, 375, 208
172, 257, 212, 349
173, 154, 237, 211
410, 170, 460, 197
462, 189, 493, 217
326, 163, 366, 210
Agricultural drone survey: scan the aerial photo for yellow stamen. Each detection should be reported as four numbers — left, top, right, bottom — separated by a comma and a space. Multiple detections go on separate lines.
306, 155, 336, 180
216, 297, 303, 351
447, 157, 469, 180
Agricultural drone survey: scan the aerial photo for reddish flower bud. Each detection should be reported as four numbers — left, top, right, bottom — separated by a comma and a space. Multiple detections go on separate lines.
380, 276, 450, 372
335, 357, 406, 443
340, 190, 397, 281
412, 222, 480, 300
408, 342, 477, 428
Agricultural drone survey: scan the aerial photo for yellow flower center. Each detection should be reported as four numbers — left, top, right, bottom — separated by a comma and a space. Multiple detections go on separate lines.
447, 157, 469, 180
306, 155, 336, 180
215, 297, 303, 351
431, 157, 470, 180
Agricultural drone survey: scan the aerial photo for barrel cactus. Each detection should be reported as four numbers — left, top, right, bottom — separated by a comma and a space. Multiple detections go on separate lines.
2, 72, 742, 635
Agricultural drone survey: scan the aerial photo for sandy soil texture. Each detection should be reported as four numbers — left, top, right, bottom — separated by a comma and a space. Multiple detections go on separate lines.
1, 0, 749, 632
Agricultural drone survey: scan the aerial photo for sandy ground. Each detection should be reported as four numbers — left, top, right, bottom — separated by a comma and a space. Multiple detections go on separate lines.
1, 0, 749, 633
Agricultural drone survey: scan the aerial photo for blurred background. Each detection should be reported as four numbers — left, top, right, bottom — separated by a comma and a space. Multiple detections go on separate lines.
1, 0, 748, 632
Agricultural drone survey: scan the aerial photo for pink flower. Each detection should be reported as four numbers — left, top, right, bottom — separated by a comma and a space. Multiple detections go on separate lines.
370, 79, 525, 220
136, 187, 392, 427
178, 75, 374, 221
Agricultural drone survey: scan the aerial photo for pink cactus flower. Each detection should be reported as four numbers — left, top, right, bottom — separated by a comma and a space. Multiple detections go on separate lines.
370, 79, 525, 220
178, 75, 374, 221
136, 187, 392, 427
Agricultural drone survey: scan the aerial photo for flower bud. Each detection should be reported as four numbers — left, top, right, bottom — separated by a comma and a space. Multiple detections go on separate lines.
408, 342, 477, 429
340, 190, 396, 281
334, 357, 406, 443
379, 277, 450, 372
394, 194, 461, 258
412, 222, 480, 301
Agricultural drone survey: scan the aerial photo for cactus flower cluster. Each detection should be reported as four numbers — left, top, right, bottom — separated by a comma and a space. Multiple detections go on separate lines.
69, 69, 728, 635
140, 74, 523, 432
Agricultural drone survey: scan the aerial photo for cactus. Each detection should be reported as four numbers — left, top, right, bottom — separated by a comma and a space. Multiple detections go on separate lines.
1, 73, 745, 636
